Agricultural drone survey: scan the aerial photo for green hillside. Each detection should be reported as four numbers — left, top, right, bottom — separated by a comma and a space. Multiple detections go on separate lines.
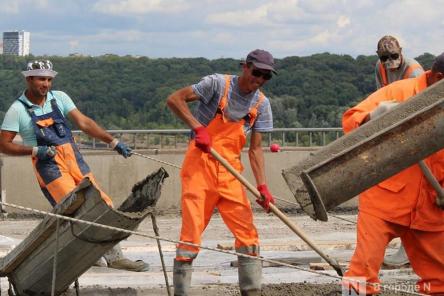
0, 53, 435, 129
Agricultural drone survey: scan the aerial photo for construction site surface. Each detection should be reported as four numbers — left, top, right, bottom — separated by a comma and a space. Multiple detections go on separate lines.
0, 211, 417, 296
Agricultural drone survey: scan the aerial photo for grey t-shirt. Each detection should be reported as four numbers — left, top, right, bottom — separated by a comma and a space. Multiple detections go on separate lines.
191, 74, 273, 134
375, 57, 424, 89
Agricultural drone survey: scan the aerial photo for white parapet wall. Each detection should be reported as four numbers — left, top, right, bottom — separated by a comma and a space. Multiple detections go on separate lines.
0, 149, 357, 214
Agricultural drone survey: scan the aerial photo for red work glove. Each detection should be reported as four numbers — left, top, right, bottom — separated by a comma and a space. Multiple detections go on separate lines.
256, 184, 275, 213
193, 126, 211, 153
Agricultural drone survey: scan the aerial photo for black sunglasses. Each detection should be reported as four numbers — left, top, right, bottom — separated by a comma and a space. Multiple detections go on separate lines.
251, 68, 272, 80
379, 53, 400, 62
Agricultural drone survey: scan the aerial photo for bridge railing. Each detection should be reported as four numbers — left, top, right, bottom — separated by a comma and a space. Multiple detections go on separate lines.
72, 128, 344, 150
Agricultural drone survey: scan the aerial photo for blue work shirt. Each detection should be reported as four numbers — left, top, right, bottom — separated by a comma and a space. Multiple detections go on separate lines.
1, 90, 76, 147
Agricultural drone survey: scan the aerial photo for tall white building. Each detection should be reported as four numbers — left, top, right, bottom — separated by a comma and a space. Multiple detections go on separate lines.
3, 31, 30, 56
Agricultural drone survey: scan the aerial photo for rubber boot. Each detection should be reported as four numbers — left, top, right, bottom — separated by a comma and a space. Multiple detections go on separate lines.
104, 244, 150, 272
383, 244, 410, 268
238, 256, 262, 296
173, 259, 192, 296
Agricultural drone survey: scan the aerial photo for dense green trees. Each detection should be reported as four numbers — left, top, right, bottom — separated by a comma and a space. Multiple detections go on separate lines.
0, 53, 436, 129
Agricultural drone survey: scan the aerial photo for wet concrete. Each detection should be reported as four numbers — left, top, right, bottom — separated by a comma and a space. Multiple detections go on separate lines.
0, 212, 420, 296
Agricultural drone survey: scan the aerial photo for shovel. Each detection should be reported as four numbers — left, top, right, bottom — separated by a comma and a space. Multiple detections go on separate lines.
418, 160, 444, 209
210, 148, 344, 276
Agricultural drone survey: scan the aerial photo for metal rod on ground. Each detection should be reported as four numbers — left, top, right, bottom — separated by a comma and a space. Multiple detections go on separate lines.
209, 147, 344, 276
74, 279, 80, 296
51, 218, 60, 296
418, 160, 444, 208
150, 213, 171, 296
131, 150, 357, 224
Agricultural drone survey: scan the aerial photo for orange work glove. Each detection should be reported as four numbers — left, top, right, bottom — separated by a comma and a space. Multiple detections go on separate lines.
256, 184, 275, 213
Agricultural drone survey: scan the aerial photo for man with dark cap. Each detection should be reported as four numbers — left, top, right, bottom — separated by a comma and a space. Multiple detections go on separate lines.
0, 60, 149, 272
375, 35, 424, 89
342, 53, 444, 295
166, 49, 276, 296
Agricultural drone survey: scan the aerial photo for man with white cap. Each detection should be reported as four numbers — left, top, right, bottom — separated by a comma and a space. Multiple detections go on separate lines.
0, 60, 149, 272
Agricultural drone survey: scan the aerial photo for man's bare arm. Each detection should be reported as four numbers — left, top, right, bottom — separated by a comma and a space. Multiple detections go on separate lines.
166, 86, 202, 129
68, 109, 114, 144
0, 130, 32, 155
248, 131, 266, 186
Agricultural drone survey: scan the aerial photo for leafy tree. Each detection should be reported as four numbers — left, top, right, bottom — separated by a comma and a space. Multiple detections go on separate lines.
0, 53, 435, 129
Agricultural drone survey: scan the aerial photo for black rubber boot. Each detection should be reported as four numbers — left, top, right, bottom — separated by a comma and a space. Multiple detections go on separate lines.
173, 259, 193, 296
238, 256, 262, 296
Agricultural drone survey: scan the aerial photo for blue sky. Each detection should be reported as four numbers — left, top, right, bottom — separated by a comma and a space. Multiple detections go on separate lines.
1, 0, 443, 59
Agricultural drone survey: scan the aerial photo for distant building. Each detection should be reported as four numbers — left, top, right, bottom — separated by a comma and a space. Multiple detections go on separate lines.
2, 31, 30, 56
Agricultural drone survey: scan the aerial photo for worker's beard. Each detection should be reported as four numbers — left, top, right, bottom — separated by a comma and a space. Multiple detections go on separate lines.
385, 57, 401, 70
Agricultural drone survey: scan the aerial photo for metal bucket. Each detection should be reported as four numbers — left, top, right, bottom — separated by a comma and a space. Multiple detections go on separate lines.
282, 80, 444, 221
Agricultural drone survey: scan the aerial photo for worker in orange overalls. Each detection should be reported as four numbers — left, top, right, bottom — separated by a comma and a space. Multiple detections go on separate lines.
166, 49, 276, 296
342, 53, 444, 295
374, 35, 425, 269
0, 60, 149, 272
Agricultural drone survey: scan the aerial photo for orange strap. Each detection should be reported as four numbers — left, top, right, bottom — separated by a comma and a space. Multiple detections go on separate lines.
218, 75, 232, 110
378, 62, 388, 87
36, 118, 55, 128
218, 75, 266, 127
248, 92, 265, 127
403, 63, 422, 79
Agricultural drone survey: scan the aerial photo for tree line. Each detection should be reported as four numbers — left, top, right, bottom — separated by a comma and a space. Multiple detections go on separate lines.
0, 53, 435, 129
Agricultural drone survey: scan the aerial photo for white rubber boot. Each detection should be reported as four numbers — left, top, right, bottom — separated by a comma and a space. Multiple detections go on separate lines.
104, 244, 150, 272
383, 244, 410, 268
173, 259, 192, 296
238, 256, 262, 296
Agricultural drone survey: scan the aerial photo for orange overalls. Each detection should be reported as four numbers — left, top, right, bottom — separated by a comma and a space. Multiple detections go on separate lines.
378, 61, 423, 88
342, 72, 444, 295
176, 75, 264, 261
19, 98, 113, 207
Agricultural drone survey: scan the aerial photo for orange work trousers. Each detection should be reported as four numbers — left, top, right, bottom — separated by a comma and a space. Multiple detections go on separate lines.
345, 211, 444, 295
175, 141, 259, 262
32, 143, 113, 207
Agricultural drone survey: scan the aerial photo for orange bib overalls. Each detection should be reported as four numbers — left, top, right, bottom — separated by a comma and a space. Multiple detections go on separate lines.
176, 75, 264, 261
19, 97, 112, 207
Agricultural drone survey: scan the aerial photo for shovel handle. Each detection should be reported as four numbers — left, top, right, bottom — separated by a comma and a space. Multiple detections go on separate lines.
209, 148, 343, 276
418, 160, 444, 209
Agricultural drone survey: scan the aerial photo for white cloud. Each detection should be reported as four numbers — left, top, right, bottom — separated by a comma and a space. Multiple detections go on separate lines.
93, 0, 189, 15
336, 15, 350, 28
206, 5, 269, 26
69, 39, 80, 49
0, 0, 49, 14
1, 2, 19, 13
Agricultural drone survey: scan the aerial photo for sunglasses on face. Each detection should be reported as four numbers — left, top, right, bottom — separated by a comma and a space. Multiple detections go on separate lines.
251, 68, 272, 80
379, 53, 400, 62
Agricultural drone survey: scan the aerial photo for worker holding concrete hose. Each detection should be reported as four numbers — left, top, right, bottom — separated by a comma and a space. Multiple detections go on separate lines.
166, 49, 276, 296
342, 53, 444, 295
0, 60, 149, 272
374, 35, 425, 268
375, 35, 424, 90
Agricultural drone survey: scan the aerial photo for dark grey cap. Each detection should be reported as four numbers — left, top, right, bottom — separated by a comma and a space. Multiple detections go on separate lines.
432, 52, 444, 73
242, 49, 277, 74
